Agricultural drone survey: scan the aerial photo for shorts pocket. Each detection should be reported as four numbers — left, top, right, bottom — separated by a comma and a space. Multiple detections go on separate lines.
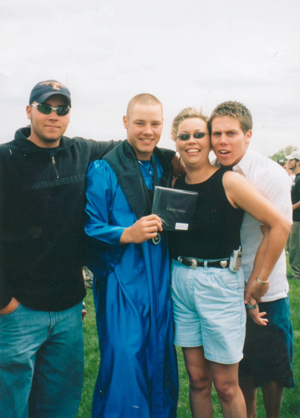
219, 269, 240, 290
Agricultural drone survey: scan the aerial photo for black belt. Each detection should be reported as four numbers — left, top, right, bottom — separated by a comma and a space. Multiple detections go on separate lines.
178, 256, 229, 269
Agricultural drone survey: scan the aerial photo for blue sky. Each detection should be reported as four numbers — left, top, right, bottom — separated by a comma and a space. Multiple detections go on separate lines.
1, 0, 299, 156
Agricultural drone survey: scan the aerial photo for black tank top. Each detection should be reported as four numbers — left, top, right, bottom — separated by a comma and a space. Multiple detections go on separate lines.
169, 168, 244, 260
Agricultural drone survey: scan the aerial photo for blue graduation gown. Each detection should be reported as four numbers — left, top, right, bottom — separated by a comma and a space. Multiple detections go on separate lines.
85, 156, 178, 418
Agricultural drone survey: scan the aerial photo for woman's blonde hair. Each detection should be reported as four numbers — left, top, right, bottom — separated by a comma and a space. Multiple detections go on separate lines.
170, 107, 209, 142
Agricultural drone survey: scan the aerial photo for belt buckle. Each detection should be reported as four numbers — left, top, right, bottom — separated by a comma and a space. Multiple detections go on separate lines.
189, 258, 197, 269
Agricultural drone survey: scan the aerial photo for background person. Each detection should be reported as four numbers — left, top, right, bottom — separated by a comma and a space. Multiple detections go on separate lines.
283, 161, 294, 188
168, 107, 290, 418
210, 101, 294, 418
286, 151, 300, 280
277, 159, 285, 167
85, 94, 178, 418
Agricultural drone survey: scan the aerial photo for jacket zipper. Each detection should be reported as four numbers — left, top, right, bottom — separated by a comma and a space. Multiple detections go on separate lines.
51, 156, 60, 178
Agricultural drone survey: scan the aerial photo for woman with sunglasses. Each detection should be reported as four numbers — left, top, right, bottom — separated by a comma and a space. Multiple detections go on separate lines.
169, 108, 290, 418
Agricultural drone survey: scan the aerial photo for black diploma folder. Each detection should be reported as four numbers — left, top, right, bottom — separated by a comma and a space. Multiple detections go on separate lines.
152, 186, 198, 231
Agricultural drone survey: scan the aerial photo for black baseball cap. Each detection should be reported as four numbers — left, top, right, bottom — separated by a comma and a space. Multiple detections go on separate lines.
29, 80, 71, 107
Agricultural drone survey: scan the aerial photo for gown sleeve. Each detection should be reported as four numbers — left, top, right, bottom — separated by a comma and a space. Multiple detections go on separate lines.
85, 160, 125, 245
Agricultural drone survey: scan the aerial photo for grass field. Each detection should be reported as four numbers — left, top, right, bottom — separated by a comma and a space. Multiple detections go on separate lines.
77, 258, 299, 417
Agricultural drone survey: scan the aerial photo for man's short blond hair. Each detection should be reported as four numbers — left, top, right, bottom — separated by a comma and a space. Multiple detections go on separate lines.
209, 101, 253, 134
170, 107, 209, 142
126, 93, 162, 118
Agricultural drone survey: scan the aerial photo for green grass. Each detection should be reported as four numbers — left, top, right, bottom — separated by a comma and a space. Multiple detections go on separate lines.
76, 258, 300, 417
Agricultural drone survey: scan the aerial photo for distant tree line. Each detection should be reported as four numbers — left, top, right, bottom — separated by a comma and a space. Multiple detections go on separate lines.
269, 145, 298, 162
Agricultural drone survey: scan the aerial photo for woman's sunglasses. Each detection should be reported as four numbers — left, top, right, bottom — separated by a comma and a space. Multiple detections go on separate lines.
177, 132, 209, 141
31, 103, 70, 116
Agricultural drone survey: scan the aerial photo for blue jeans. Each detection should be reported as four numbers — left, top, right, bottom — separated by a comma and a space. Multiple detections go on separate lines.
0, 302, 84, 418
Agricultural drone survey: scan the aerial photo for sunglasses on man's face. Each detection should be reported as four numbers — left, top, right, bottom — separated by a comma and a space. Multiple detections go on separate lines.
31, 103, 70, 116
177, 132, 209, 141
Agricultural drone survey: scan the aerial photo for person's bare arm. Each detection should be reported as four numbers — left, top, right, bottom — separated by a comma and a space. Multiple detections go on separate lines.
171, 154, 185, 178
244, 225, 270, 325
244, 225, 269, 303
223, 171, 291, 301
292, 201, 300, 211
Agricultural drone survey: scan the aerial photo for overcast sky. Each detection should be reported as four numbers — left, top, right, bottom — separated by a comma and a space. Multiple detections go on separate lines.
1, 0, 299, 157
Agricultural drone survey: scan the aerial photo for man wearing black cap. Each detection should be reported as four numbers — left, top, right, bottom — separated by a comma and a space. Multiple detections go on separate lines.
0, 80, 122, 418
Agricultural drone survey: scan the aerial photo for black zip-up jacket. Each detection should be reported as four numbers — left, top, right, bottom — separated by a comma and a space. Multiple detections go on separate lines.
0, 128, 175, 312
0, 127, 120, 311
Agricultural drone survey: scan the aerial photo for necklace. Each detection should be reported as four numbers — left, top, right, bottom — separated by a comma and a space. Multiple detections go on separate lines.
138, 160, 153, 176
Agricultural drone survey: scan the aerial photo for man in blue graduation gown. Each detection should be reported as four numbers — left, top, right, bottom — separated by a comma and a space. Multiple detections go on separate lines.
85, 94, 178, 418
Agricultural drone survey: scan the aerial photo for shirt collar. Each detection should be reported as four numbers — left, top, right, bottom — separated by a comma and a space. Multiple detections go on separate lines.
232, 149, 253, 177
15, 126, 76, 155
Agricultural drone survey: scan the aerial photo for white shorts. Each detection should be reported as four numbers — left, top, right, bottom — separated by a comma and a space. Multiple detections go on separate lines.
171, 259, 246, 364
